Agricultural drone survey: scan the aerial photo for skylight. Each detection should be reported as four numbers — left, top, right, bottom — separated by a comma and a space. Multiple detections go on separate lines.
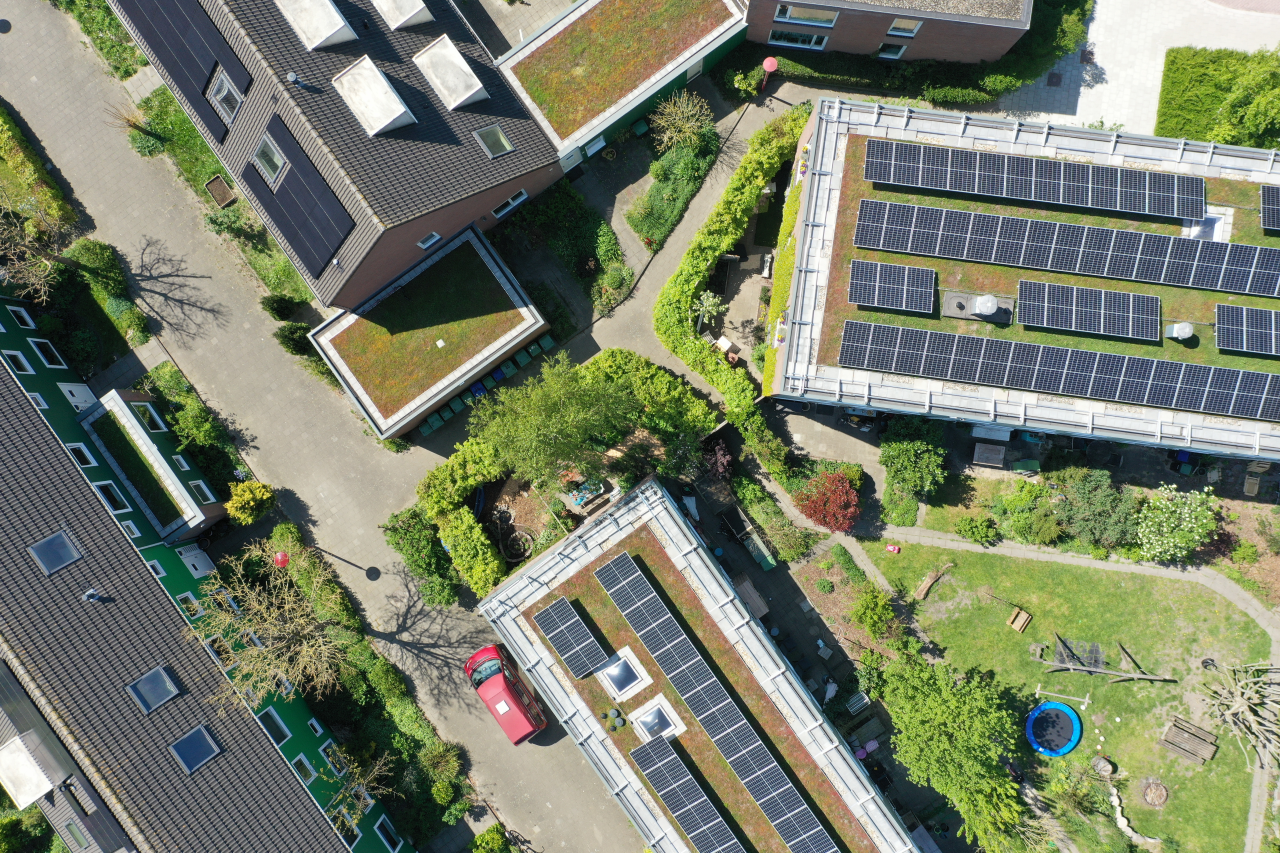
126, 666, 180, 714
600, 656, 640, 695
370, 0, 433, 30
272, 0, 356, 50
332, 56, 417, 137
28, 531, 80, 575
0, 737, 55, 809
170, 726, 221, 775
636, 705, 675, 739
412, 36, 489, 111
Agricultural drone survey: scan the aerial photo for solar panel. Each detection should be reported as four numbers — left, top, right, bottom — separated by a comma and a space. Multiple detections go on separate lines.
533, 597, 608, 679
862, 140, 1206, 220
839, 320, 1280, 422
1017, 280, 1160, 341
631, 737, 747, 853
595, 555, 839, 853
1263, 185, 1280, 231
853, 199, 1280, 299
1216, 303, 1280, 355
848, 260, 936, 313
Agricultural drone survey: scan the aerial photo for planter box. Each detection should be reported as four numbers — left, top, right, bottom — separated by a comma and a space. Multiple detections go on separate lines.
204, 174, 236, 208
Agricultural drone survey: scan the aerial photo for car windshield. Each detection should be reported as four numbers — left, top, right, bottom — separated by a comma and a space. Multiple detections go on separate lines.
470, 659, 503, 690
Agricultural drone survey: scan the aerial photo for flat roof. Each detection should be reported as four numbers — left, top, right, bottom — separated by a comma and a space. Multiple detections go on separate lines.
838, 0, 1026, 22
332, 55, 418, 137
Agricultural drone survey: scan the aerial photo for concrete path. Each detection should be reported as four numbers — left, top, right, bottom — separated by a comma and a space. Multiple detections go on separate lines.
995, 0, 1280, 135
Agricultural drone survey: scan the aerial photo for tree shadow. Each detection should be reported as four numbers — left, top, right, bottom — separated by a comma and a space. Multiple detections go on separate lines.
127, 234, 225, 343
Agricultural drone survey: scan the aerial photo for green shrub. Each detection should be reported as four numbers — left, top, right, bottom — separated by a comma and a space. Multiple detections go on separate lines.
524, 283, 578, 343
470, 824, 512, 853
626, 135, 719, 251
829, 544, 865, 583
0, 104, 75, 229
1136, 485, 1221, 563
1206, 46, 1280, 148
761, 178, 804, 390
743, 490, 817, 562
129, 127, 165, 156
989, 480, 1061, 545
300, 354, 341, 389
815, 578, 835, 594
382, 505, 460, 607
881, 482, 920, 527
274, 321, 314, 356
120, 305, 150, 343
416, 439, 505, 518
438, 508, 506, 597
1155, 47, 1253, 142
595, 263, 635, 313
1057, 469, 1141, 551
225, 480, 276, 526
173, 398, 221, 450
64, 238, 128, 298
1233, 540, 1261, 565
50, 0, 147, 79
955, 515, 999, 546
432, 778, 454, 805
650, 90, 715, 153
367, 657, 408, 699
850, 583, 897, 641
104, 295, 132, 319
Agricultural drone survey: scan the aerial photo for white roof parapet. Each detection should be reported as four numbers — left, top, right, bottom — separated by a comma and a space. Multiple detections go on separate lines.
331, 55, 417, 137
479, 480, 920, 853
272, 0, 357, 50
413, 36, 488, 110
369, 0, 434, 29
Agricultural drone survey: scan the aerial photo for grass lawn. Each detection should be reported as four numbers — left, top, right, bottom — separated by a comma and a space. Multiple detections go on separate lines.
92, 412, 185, 527
817, 136, 1280, 377
1154, 47, 1250, 143
867, 540, 1269, 853
522, 527, 875, 853
921, 472, 1012, 534
512, 0, 732, 138
330, 241, 523, 417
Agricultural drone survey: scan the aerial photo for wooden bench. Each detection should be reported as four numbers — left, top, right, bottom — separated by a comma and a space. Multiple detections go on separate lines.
1159, 716, 1217, 764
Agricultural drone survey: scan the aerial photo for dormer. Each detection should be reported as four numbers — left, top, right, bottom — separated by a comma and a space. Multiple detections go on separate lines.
332, 56, 418, 136
413, 35, 489, 110
272, 0, 357, 50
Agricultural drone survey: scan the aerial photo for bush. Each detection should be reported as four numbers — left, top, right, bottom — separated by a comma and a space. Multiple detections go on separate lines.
879, 417, 947, 525
1155, 47, 1253, 142
829, 544, 865, 583
61, 329, 98, 376
1057, 469, 1141, 552
795, 469, 861, 532
650, 90, 715, 153
382, 505, 459, 607
49, 0, 147, 79
471, 825, 513, 853
438, 508, 506, 597
367, 657, 408, 699
129, 127, 165, 156
104, 295, 132, 319
761, 177, 804, 391
850, 583, 897, 641
626, 140, 719, 251
815, 578, 835, 594
955, 515, 999, 546
1258, 515, 1280, 554
416, 439, 505, 519
1233, 540, 1260, 565
989, 480, 1061, 545
1206, 46, 1280, 149
1136, 485, 1221, 563
881, 482, 920, 527
704, 439, 732, 480
225, 480, 276, 526
274, 321, 314, 356
432, 778, 454, 805
731, 472, 817, 562
173, 398, 221, 450
63, 238, 128, 298
0, 104, 76, 230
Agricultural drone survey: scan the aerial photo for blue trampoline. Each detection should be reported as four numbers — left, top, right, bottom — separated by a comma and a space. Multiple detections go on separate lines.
1026, 701, 1082, 757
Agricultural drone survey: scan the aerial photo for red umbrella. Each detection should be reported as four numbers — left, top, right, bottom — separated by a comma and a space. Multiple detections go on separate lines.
762, 56, 778, 93
274, 551, 290, 569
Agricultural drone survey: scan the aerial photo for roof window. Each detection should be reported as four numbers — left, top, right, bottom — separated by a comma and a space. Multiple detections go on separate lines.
169, 725, 221, 775
475, 124, 514, 159
28, 531, 80, 575
3, 350, 33, 374
208, 70, 244, 124
332, 55, 417, 137
370, 0, 433, 30
272, 0, 357, 50
253, 135, 288, 187
126, 665, 180, 714
412, 36, 489, 110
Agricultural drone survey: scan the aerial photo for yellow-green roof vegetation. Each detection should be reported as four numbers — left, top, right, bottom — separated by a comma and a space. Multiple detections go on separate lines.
92, 412, 185, 528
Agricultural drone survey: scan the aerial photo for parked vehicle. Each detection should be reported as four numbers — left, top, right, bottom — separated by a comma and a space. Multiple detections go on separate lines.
464, 644, 548, 744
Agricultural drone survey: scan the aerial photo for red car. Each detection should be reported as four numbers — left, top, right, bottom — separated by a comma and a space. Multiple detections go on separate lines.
465, 644, 548, 745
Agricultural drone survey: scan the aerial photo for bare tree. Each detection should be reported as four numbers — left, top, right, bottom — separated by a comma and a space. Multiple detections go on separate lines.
0, 187, 79, 304
1203, 662, 1280, 764
318, 746, 399, 834
189, 541, 354, 713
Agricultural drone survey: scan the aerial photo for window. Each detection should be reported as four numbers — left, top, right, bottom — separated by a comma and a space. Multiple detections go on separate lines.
307, 718, 324, 737
62, 822, 88, 850
29, 339, 66, 369
775, 4, 838, 26
208, 70, 243, 124
2, 350, 33, 374
416, 232, 441, 251
292, 754, 317, 783
29, 393, 47, 410
92, 482, 130, 514
121, 520, 141, 538
172, 455, 189, 471
176, 592, 204, 619
491, 189, 528, 219
878, 42, 907, 59
887, 17, 922, 37
169, 725, 221, 774
205, 636, 236, 670
127, 666, 180, 713
374, 816, 402, 852
768, 29, 828, 49
7, 306, 34, 329
28, 531, 80, 575
147, 559, 166, 578
333, 809, 361, 848
276, 673, 295, 695
190, 481, 216, 504
132, 403, 166, 432
474, 124, 514, 159
321, 740, 347, 775
66, 444, 96, 467
257, 707, 291, 746
213, 588, 241, 614
253, 135, 288, 186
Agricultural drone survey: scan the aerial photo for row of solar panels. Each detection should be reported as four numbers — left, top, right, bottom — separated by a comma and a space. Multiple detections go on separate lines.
1264, 185, 1280, 232
865, 139, 1207, 221
1017, 280, 1161, 341
838, 320, 1280, 420
854, 199, 1280, 297
1217, 304, 1280, 356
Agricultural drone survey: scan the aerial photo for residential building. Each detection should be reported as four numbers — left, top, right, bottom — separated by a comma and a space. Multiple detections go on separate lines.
0, 298, 405, 852
749, 1, 1033, 63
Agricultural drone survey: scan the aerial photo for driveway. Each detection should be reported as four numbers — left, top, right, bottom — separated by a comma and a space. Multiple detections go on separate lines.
995, 0, 1280, 134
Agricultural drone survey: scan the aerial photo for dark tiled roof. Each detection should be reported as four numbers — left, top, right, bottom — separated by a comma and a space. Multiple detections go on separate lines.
0, 369, 347, 853
227, 0, 558, 227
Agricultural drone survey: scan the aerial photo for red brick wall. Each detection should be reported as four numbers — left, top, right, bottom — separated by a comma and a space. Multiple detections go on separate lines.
746, 2, 1028, 64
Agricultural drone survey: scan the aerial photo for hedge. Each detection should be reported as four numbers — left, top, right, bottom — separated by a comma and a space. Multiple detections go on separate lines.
437, 508, 506, 597
0, 104, 75, 231
760, 169, 804, 393
652, 102, 811, 480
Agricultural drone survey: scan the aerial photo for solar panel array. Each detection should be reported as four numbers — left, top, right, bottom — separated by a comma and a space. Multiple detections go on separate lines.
1263, 185, 1280, 231
864, 139, 1206, 221
838, 320, 1280, 421
848, 260, 936, 313
854, 199, 1280, 297
1216, 304, 1280, 355
1017, 280, 1161, 341
533, 597, 608, 679
630, 737, 747, 853
595, 554, 839, 853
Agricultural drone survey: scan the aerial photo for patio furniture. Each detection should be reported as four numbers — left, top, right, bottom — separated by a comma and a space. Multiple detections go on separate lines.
732, 575, 769, 619
973, 443, 1006, 468
1159, 716, 1217, 764
1008, 608, 1032, 633
845, 691, 870, 717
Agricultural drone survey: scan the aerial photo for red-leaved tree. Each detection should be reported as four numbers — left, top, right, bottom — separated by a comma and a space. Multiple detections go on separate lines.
796, 471, 861, 532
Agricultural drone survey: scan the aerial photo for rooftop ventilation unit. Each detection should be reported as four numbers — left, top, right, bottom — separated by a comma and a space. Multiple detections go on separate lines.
273, 0, 357, 50
332, 56, 417, 136
413, 36, 488, 110
370, 0, 434, 30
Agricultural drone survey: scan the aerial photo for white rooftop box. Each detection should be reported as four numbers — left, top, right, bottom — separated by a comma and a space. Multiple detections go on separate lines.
413, 36, 489, 110
332, 55, 417, 137
0, 735, 56, 810
273, 0, 357, 50
370, 0, 434, 30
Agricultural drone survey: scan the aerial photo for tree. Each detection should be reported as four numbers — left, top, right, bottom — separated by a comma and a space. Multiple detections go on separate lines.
320, 747, 398, 835
1136, 485, 1220, 563
1057, 469, 1141, 552
416, 439, 504, 519
989, 480, 1061, 546
955, 515, 999, 546
849, 583, 896, 640
650, 90, 715, 153
1211, 46, 1280, 149
692, 291, 727, 327
879, 657, 1024, 851
225, 480, 276, 526
192, 543, 354, 711
382, 505, 460, 606
795, 470, 861, 531
470, 824, 513, 853
469, 351, 639, 486
704, 439, 732, 480
173, 398, 221, 450
0, 189, 78, 305
274, 321, 315, 356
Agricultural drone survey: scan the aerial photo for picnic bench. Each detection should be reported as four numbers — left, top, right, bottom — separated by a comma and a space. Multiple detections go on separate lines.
1159, 716, 1218, 764
1007, 608, 1032, 633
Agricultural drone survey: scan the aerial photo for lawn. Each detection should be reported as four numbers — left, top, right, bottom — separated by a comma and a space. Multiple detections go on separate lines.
867, 541, 1270, 853
816, 136, 1280, 377
1154, 47, 1251, 143
921, 472, 1013, 534
512, 0, 732, 138
91, 412, 185, 527
522, 527, 875, 853
329, 241, 524, 417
